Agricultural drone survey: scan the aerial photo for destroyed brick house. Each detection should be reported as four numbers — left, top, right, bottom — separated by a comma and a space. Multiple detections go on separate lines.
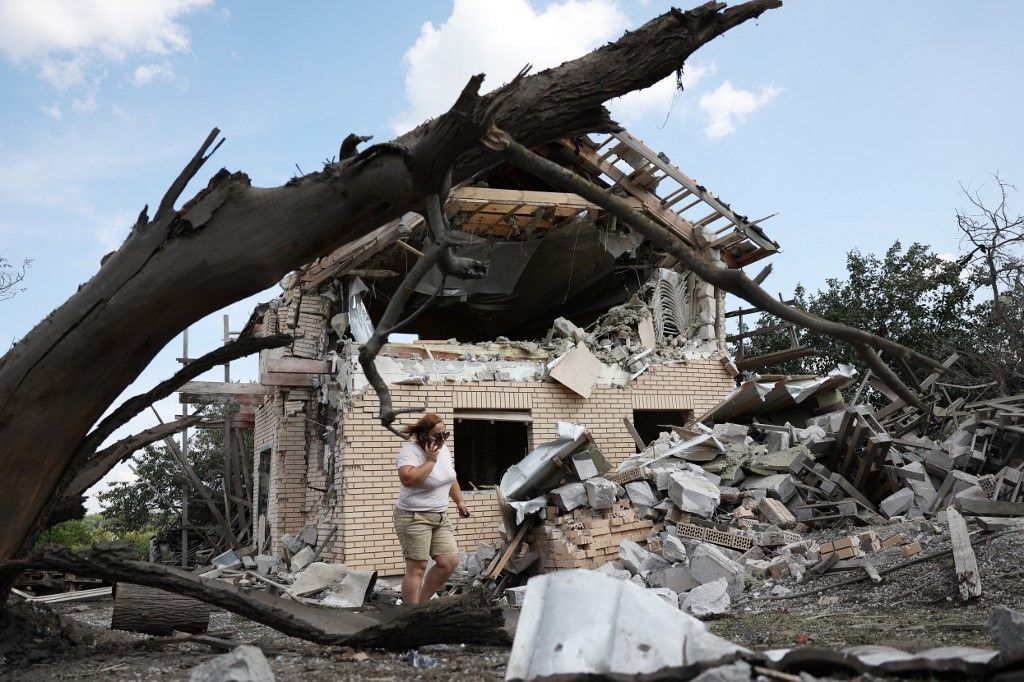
238, 130, 780, 575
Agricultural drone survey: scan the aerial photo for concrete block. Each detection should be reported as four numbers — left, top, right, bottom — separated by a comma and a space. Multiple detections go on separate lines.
595, 562, 632, 580
646, 564, 700, 593
668, 471, 721, 518
880, 487, 915, 518
619, 540, 669, 575
660, 534, 688, 563
765, 430, 791, 453
739, 474, 796, 503
689, 544, 745, 598
680, 577, 731, 616
711, 423, 749, 444
287, 561, 348, 597
320, 569, 377, 608
298, 525, 318, 547
189, 645, 274, 682
625, 481, 660, 508
758, 498, 796, 529
744, 559, 771, 579
646, 587, 680, 608
585, 477, 618, 511
280, 533, 304, 554
571, 454, 600, 481
550, 482, 588, 512
289, 546, 315, 572
900, 461, 937, 508
505, 586, 528, 608
254, 555, 277, 576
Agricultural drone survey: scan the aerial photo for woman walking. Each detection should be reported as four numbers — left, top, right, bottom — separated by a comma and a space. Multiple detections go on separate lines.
393, 413, 471, 604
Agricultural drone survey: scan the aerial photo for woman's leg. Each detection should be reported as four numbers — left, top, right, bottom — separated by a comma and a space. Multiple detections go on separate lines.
401, 559, 428, 604
420, 553, 459, 601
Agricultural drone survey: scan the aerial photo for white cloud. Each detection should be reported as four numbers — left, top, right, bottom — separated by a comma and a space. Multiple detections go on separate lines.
38, 56, 86, 90
41, 103, 62, 120
132, 62, 175, 86
0, 0, 210, 90
72, 92, 98, 112
698, 81, 780, 139
393, 0, 628, 133
609, 62, 713, 125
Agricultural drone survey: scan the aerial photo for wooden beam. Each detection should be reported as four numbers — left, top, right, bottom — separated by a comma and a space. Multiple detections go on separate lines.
180, 381, 270, 396
450, 186, 599, 211
265, 358, 331, 374
946, 507, 981, 600
734, 345, 816, 371
623, 417, 647, 451
259, 372, 314, 387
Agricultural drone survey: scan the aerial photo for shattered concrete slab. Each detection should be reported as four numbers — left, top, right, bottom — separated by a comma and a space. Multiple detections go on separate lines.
584, 477, 617, 510
287, 562, 348, 598
680, 577, 731, 617
668, 471, 721, 517
505, 570, 747, 680
189, 645, 275, 682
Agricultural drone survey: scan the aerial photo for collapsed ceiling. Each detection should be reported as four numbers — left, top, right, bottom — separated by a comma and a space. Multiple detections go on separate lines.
300, 130, 780, 342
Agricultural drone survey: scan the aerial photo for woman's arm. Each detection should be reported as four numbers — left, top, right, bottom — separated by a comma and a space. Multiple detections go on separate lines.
450, 480, 471, 517
398, 441, 439, 486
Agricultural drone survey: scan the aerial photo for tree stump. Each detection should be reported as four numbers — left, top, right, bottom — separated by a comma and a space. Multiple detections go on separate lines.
111, 582, 210, 635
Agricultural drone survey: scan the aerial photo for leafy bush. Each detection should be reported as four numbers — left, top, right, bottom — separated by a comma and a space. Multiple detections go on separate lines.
35, 514, 154, 558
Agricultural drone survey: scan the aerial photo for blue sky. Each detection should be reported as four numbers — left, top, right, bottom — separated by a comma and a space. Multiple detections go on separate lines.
1, 0, 1022, 510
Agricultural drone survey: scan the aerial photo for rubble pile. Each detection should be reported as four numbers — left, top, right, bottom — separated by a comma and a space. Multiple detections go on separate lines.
200, 529, 382, 611
474, 363, 1024, 618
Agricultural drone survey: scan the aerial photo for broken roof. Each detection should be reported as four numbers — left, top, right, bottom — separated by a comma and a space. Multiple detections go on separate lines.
296, 128, 780, 341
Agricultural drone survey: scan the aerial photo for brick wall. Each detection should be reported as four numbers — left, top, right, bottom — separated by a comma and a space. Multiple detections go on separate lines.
332, 360, 734, 575
253, 290, 332, 555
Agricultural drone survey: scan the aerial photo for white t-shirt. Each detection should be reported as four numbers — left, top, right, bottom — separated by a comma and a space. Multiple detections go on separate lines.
395, 441, 456, 512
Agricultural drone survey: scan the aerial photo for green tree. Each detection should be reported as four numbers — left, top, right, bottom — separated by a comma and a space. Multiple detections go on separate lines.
738, 241, 977, 390
98, 425, 248, 536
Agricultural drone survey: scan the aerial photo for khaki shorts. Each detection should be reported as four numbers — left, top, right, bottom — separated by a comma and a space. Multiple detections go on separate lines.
393, 508, 459, 562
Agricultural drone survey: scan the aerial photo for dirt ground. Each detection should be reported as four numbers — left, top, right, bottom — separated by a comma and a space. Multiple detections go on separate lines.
3, 529, 1021, 681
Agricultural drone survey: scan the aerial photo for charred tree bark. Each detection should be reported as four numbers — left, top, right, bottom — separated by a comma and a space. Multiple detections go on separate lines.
111, 582, 211, 636
0, 1, 780, 564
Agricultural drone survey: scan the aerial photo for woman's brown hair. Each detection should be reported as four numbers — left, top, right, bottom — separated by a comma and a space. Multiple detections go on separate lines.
399, 412, 443, 440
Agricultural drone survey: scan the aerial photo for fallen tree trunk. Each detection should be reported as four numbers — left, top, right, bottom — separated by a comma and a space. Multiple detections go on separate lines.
111, 582, 211, 636
2, 542, 509, 648
0, 0, 780, 565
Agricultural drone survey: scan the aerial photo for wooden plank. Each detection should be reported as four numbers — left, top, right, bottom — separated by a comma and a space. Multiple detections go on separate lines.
484, 519, 534, 580
560, 139, 700, 246
612, 130, 778, 251
299, 215, 412, 291
180, 381, 270, 396
957, 498, 1024, 517
734, 346, 815, 372
946, 507, 981, 599
260, 372, 314, 387
623, 417, 647, 451
266, 358, 331, 374
450, 186, 599, 210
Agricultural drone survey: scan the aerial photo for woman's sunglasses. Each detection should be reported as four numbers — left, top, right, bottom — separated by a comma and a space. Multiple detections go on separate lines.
430, 431, 450, 443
